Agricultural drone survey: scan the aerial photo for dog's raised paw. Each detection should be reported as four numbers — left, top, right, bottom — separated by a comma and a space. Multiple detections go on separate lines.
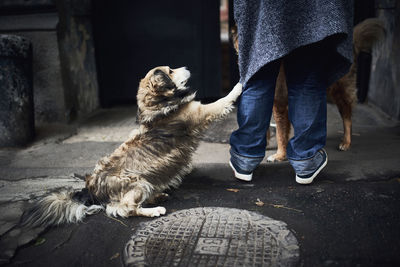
232, 83, 243, 98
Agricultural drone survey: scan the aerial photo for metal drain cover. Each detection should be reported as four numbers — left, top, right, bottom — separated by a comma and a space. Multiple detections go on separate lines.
123, 207, 299, 267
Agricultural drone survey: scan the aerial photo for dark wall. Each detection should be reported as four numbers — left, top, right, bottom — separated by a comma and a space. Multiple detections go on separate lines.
92, 0, 221, 107
0, 0, 55, 14
0, 0, 67, 123
369, 1, 400, 120
0, 0, 100, 123
354, 0, 376, 25
56, 0, 100, 121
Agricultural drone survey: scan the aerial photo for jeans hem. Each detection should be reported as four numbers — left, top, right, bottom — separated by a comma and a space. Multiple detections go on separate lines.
289, 149, 327, 176
230, 148, 265, 159
230, 148, 264, 173
287, 146, 325, 161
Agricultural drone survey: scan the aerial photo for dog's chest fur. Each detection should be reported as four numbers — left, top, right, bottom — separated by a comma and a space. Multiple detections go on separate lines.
86, 105, 204, 203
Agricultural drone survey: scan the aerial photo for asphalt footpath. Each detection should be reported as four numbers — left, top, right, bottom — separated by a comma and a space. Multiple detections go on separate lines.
0, 103, 399, 267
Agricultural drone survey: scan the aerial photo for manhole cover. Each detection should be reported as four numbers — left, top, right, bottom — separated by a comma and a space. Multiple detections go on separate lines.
123, 207, 299, 267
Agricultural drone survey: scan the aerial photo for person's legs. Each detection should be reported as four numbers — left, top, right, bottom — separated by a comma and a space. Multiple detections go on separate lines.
229, 60, 281, 180
284, 44, 329, 184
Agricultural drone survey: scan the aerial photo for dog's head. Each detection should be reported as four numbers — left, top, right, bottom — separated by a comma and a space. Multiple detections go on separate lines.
137, 66, 196, 124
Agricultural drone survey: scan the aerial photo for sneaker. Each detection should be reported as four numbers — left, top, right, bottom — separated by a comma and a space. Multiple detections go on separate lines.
229, 160, 253, 181
295, 149, 328, 185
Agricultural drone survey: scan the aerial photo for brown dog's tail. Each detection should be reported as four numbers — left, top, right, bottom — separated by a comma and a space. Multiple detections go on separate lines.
20, 188, 103, 228
353, 18, 386, 59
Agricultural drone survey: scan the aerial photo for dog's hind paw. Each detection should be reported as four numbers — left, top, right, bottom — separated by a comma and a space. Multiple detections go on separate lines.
151, 206, 166, 217
267, 153, 287, 162
138, 206, 167, 217
338, 142, 351, 151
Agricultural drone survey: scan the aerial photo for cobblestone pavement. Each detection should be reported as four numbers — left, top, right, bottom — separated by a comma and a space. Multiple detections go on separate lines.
0, 103, 400, 266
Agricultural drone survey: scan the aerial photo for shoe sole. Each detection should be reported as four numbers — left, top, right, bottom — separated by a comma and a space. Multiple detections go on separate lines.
229, 161, 253, 182
295, 152, 328, 185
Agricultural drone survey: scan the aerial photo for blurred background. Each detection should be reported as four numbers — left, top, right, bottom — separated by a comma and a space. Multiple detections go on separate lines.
0, 0, 398, 128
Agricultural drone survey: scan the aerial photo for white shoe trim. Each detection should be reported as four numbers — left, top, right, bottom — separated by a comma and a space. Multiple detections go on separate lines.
229, 161, 253, 181
295, 151, 328, 185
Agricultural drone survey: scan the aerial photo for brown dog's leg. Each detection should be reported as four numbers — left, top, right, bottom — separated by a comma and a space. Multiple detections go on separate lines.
340, 116, 352, 151
328, 75, 356, 151
268, 62, 290, 162
268, 104, 290, 161
336, 96, 353, 151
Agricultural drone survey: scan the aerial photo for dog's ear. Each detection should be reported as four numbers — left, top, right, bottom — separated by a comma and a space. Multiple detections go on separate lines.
230, 25, 239, 54
150, 69, 176, 91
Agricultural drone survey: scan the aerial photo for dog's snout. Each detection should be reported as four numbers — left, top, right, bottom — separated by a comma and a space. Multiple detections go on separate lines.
175, 66, 188, 73
174, 67, 190, 79
180, 67, 190, 76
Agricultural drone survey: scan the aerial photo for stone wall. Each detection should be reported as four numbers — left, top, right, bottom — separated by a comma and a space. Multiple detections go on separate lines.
0, 0, 99, 123
0, 35, 34, 146
0, 5, 67, 123
369, 1, 400, 120
56, 0, 99, 120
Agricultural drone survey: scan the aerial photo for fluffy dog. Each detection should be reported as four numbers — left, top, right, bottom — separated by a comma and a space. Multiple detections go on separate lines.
22, 66, 242, 227
231, 18, 385, 162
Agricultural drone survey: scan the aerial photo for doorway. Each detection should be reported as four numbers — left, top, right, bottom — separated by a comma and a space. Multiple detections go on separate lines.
92, 0, 221, 107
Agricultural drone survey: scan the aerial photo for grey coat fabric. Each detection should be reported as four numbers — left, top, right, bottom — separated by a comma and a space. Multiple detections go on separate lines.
234, 0, 354, 86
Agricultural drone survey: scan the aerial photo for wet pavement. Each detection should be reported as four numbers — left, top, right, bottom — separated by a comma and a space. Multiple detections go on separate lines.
1, 103, 400, 266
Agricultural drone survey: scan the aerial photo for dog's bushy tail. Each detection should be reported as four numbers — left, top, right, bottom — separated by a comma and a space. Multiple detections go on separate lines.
20, 188, 103, 228
353, 18, 386, 58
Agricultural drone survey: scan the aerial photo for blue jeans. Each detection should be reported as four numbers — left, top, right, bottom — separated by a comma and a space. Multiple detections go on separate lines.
230, 44, 328, 174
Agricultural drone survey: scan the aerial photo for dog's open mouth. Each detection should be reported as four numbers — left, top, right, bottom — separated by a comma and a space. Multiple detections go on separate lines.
179, 78, 189, 88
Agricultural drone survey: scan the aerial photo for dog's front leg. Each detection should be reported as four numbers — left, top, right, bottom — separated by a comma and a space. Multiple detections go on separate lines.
200, 82, 242, 122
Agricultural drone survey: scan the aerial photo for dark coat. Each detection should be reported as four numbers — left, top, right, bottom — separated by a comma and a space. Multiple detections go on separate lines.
234, 0, 354, 86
